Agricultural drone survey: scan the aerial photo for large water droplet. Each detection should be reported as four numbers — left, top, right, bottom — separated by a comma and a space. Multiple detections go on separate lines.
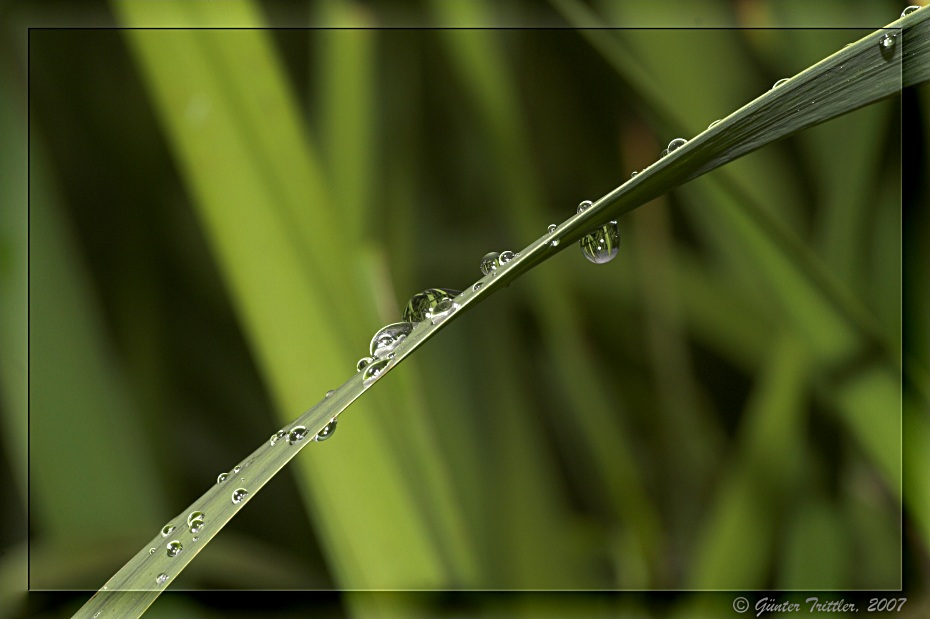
315, 419, 338, 441
217, 472, 228, 484
771, 78, 790, 89
498, 250, 515, 265
403, 289, 460, 323
879, 32, 897, 59
369, 322, 414, 358
186, 511, 204, 527
902, 5, 920, 17
156, 573, 169, 585
231, 488, 249, 504
580, 221, 621, 265
356, 356, 374, 372
577, 200, 593, 214
166, 540, 183, 558
161, 524, 175, 537
479, 252, 500, 275
665, 138, 688, 154
363, 358, 391, 382
270, 429, 287, 446
288, 426, 309, 444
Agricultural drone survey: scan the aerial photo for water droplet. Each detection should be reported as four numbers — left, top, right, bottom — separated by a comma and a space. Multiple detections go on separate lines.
94, 612, 100, 618
166, 540, 183, 558
498, 250, 514, 265
403, 288, 460, 323
550, 238, 560, 247
357, 356, 375, 372
217, 472, 228, 484
161, 524, 175, 537
231, 488, 249, 504
325, 389, 335, 398
156, 573, 169, 585
288, 426, 309, 444
580, 221, 621, 265
708, 119, 722, 129
879, 33, 897, 59
772, 78, 790, 89
902, 5, 920, 17
148, 547, 156, 555
369, 322, 414, 358
192, 536, 199, 542
187, 511, 204, 527
363, 358, 391, 382
665, 138, 688, 154
479, 252, 500, 275
547, 224, 557, 234
270, 429, 287, 446
577, 200, 593, 214
631, 171, 639, 178
232, 465, 241, 474
472, 282, 483, 292
189, 518, 204, 534
315, 419, 338, 441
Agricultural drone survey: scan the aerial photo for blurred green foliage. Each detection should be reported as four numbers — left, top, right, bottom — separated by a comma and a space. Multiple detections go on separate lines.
2, 0, 927, 617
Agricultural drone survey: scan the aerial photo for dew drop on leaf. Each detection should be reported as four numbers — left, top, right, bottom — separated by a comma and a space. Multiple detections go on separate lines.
356, 356, 374, 372
403, 288, 460, 323
270, 429, 286, 446
325, 389, 335, 398
166, 540, 183, 558
148, 547, 156, 555
161, 524, 175, 537
217, 472, 228, 484
498, 250, 515, 265
772, 77, 790, 89
186, 511, 204, 527
879, 33, 897, 59
580, 221, 621, 265
369, 322, 414, 358
902, 5, 920, 17
666, 137, 688, 154
315, 419, 338, 441
363, 358, 391, 382
156, 573, 169, 585
577, 200, 593, 214
479, 252, 500, 275
288, 426, 309, 445
231, 488, 249, 504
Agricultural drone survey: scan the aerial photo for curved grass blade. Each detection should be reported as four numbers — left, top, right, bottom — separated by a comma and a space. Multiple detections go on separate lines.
76, 8, 928, 617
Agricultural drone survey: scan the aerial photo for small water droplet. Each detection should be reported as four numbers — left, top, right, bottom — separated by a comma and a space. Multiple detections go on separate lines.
161, 524, 175, 537
631, 171, 639, 178
772, 77, 790, 89
550, 238, 560, 247
665, 138, 688, 154
192, 536, 199, 542
315, 419, 338, 441
189, 519, 204, 534
362, 358, 391, 382
288, 426, 309, 444
498, 250, 514, 265
231, 488, 249, 504
149, 547, 156, 555
94, 612, 100, 618
580, 221, 621, 265
403, 288, 460, 323
187, 511, 204, 527
472, 282, 483, 292
232, 465, 241, 474
369, 322, 414, 358
166, 540, 183, 558
902, 5, 920, 17
879, 32, 897, 59
270, 429, 287, 446
708, 119, 722, 129
325, 389, 335, 398
217, 472, 228, 484
577, 200, 593, 214
156, 573, 169, 585
479, 252, 500, 275
547, 224, 557, 234
356, 356, 374, 372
